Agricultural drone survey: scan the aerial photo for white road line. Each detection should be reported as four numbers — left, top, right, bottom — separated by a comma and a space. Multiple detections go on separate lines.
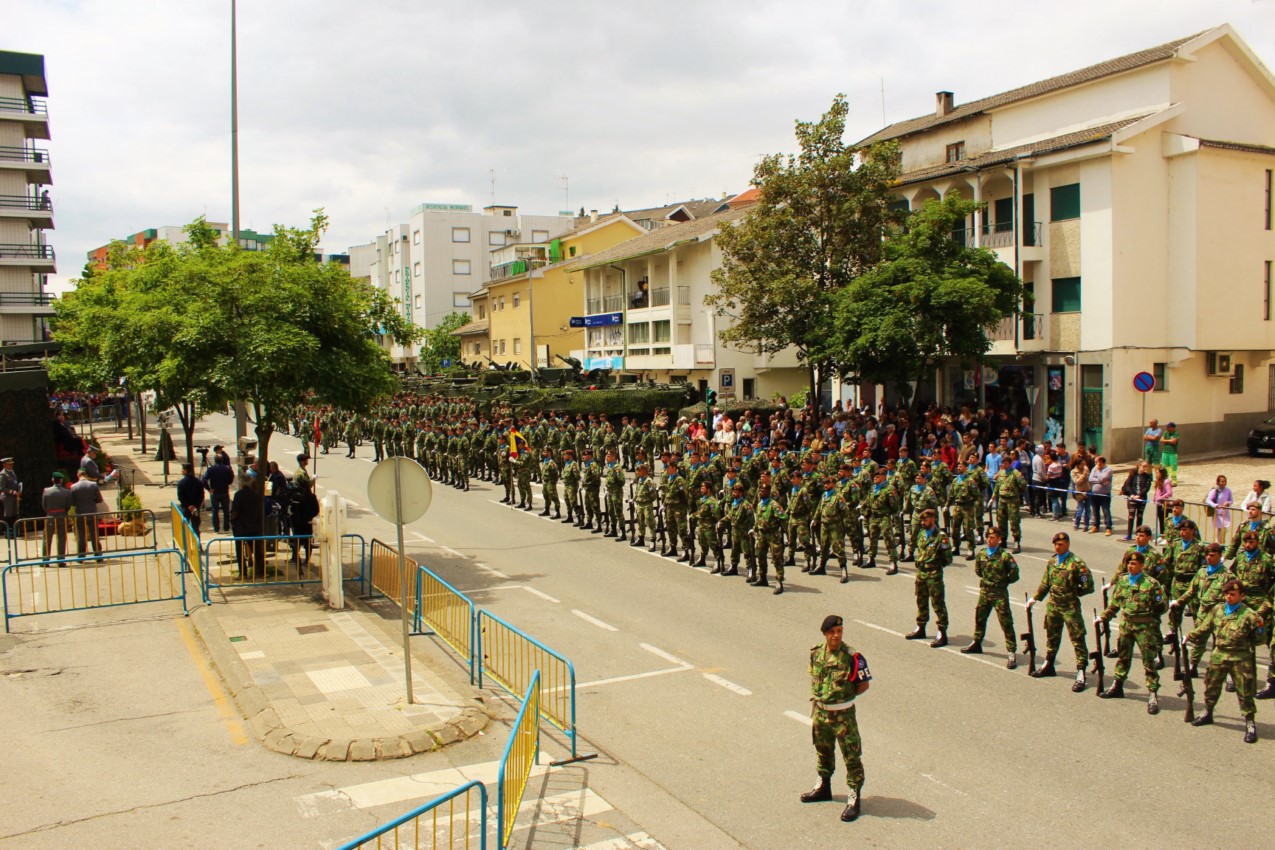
853, 619, 905, 638
856, 617, 1016, 673
410, 531, 434, 543
360, 458, 375, 464
640, 643, 690, 666
297, 759, 536, 816
577, 833, 665, 850
440, 546, 464, 558
569, 665, 692, 690
475, 562, 510, 579
572, 609, 618, 631
963, 587, 1027, 608
522, 586, 560, 603
703, 673, 751, 696
921, 772, 969, 796
784, 709, 814, 727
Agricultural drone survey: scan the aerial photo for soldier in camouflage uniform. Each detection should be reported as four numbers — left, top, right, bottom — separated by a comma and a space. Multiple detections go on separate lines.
581, 449, 603, 532
816, 476, 852, 584
1172, 543, 1235, 673
1228, 531, 1275, 695
692, 482, 722, 568
372, 419, 385, 462
604, 449, 626, 539
560, 448, 581, 525
994, 463, 1027, 553
837, 464, 865, 566
1164, 520, 1204, 635
961, 526, 1020, 667
1026, 531, 1096, 691
539, 447, 561, 518
802, 615, 871, 823
630, 463, 658, 549
786, 471, 816, 571
946, 461, 980, 560
864, 468, 899, 574
905, 510, 952, 647
661, 459, 690, 561
1186, 578, 1264, 742
754, 485, 786, 589
1095, 551, 1167, 712
1228, 504, 1275, 560
721, 481, 755, 580
343, 417, 359, 458
498, 445, 515, 505
1113, 525, 1167, 585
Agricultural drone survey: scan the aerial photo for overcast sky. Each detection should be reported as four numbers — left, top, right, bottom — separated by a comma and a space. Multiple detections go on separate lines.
4, 0, 1272, 293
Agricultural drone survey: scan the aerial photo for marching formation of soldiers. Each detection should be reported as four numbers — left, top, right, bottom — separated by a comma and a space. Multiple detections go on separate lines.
287, 394, 1273, 742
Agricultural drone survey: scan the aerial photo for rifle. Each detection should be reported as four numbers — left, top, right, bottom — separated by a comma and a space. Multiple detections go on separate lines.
656, 500, 669, 556
1021, 594, 1037, 675
1179, 631, 1195, 723
1090, 609, 1105, 695
1101, 585, 1115, 658
626, 497, 637, 543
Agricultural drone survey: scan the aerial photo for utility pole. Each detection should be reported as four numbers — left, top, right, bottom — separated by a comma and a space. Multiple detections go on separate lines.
230, 0, 247, 442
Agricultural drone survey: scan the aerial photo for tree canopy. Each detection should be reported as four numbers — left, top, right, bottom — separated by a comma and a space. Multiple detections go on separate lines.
419, 312, 470, 374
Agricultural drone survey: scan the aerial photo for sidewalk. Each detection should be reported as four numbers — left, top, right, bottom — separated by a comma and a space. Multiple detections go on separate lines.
91, 424, 490, 762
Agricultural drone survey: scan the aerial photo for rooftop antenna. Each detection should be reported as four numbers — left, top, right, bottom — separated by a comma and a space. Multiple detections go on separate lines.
880, 78, 886, 126
490, 169, 496, 207
561, 174, 569, 211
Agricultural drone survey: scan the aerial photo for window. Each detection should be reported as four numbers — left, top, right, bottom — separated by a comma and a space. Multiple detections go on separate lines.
513, 338, 522, 355
1266, 260, 1272, 321
472, 343, 481, 355
513, 292, 521, 308
414, 295, 422, 309
478, 304, 486, 319
945, 141, 965, 163
498, 296, 505, 311
1266, 169, 1272, 230
653, 320, 671, 343
628, 323, 650, 344
1051, 277, 1081, 313
395, 270, 401, 284
993, 197, 1014, 232
453, 259, 471, 275
743, 378, 756, 400
532, 230, 548, 242
489, 232, 505, 247
498, 339, 506, 355
451, 227, 470, 243
413, 262, 422, 278
1152, 362, 1168, 392
1050, 183, 1080, 221
1231, 362, 1245, 395
569, 246, 577, 257
412, 230, 421, 245
452, 293, 470, 308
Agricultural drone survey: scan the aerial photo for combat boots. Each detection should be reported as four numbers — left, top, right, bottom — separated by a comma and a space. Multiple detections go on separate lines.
630, 536, 645, 548
840, 789, 861, 822
901, 551, 914, 563
1147, 693, 1159, 715
723, 559, 741, 577
754, 564, 770, 588
677, 547, 692, 563
773, 577, 784, 595
1191, 708, 1214, 726
905, 626, 926, 641
1257, 680, 1275, 699
800, 776, 832, 803
929, 631, 948, 648
809, 556, 827, 577
1031, 658, 1057, 678
839, 561, 849, 584
886, 560, 899, 576
1072, 669, 1086, 692
960, 640, 983, 654
1245, 720, 1258, 743
1099, 680, 1124, 699
539, 506, 550, 517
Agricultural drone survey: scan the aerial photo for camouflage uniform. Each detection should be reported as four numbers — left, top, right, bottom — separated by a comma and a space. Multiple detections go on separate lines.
1098, 573, 1167, 693
817, 488, 851, 575
947, 474, 980, 555
864, 482, 899, 566
1188, 601, 1266, 721
604, 461, 626, 535
787, 484, 816, 568
693, 493, 722, 565
1176, 564, 1235, 668
1032, 551, 1095, 667
1164, 538, 1205, 633
661, 471, 690, 556
809, 642, 872, 793
994, 468, 1027, 544
913, 525, 951, 631
632, 474, 658, 544
723, 496, 755, 575
971, 545, 1020, 651
514, 453, 533, 507
581, 458, 603, 529
499, 448, 515, 504
561, 457, 581, 522
540, 455, 560, 517
754, 497, 786, 585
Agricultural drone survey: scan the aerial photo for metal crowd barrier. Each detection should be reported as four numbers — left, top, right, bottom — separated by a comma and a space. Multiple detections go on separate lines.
414, 564, 476, 683
202, 534, 323, 591
369, 538, 419, 623
2, 547, 188, 632
170, 503, 206, 603
1, 521, 10, 565
336, 780, 488, 850
498, 671, 540, 850
478, 609, 595, 765
1020, 483, 1261, 543
11, 509, 158, 564
341, 532, 369, 596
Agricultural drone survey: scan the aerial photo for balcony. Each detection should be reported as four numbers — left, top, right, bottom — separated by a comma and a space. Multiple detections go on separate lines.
0, 194, 54, 228
489, 256, 547, 283
0, 96, 50, 141
0, 145, 52, 183
694, 343, 715, 367
985, 313, 1046, 354
0, 243, 55, 271
0, 291, 56, 315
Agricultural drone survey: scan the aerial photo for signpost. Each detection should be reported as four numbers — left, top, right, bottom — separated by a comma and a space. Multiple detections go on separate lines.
1133, 371, 1156, 450
367, 457, 434, 705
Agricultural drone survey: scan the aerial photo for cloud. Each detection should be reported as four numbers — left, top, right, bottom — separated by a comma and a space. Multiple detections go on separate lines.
2, 0, 1270, 291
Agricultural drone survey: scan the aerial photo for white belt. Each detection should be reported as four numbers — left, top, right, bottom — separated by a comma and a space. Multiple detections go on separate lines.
816, 700, 854, 711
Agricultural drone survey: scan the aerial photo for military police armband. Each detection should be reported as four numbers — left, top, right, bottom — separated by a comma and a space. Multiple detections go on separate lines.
852, 652, 872, 683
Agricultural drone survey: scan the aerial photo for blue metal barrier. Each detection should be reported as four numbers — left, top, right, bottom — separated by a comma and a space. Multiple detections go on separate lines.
413, 563, 476, 684
497, 672, 539, 849
341, 532, 368, 595
336, 779, 488, 850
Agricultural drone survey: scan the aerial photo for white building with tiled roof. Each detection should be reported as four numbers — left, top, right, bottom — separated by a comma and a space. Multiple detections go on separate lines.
865, 23, 1275, 460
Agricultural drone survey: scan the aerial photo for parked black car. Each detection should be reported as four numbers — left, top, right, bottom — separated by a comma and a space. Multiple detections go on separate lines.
1248, 414, 1275, 456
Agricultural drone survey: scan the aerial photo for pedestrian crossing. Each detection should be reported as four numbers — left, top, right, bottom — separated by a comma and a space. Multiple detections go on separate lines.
302, 759, 667, 849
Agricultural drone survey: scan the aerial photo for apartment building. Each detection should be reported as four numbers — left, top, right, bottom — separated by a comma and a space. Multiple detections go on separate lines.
0, 51, 54, 346
573, 207, 806, 402
353, 203, 573, 368
859, 24, 1275, 459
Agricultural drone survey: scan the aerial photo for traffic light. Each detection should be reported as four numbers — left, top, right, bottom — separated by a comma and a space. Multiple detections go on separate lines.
705, 388, 717, 406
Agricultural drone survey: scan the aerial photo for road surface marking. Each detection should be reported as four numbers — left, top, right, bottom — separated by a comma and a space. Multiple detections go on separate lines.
522, 586, 560, 603
176, 619, 248, 747
703, 673, 751, 696
440, 545, 464, 558
572, 609, 618, 631
475, 562, 510, 579
578, 833, 665, 849
784, 710, 814, 727
853, 619, 905, 638
410, 531, 434, 543
569, 665, 692, 690
640, 643, 690, 666
855, 617, 1017, 673
921, 772, 969, 796
963, 587, 1027, 607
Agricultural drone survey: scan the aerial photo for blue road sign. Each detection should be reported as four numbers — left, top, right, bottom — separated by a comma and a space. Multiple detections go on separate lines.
1133, 371, 1155, 393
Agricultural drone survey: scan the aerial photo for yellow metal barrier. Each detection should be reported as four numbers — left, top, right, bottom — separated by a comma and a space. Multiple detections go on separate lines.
498, 671, 540, 849
3, 548, 187, 631
1175, 499, 1248, 545
478, 611, 577, 752
170, 503, 204, 601
416, 565, 475, 682
336, 780, 488, 850
202, 535, 323, 589
370, 539, 419, 622
13, 510, 157, 563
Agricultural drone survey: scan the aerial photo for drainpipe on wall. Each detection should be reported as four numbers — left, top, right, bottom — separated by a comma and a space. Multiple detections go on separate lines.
610, 264, 627, 370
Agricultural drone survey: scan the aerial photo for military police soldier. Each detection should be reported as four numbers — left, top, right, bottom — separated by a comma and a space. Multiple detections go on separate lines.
962, 526, 1020, 668
803, 614, 871, 823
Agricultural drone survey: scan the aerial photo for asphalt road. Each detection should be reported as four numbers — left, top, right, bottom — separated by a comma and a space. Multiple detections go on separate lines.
5, 415, 1272, 849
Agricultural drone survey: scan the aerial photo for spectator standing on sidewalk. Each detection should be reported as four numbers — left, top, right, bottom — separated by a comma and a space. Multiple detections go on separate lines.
1089, 456, 1115, 536
1142, 419, 1163, 465
1152, 466, 1173, 543
1206, 475, 1234, 545
69, 468, 103, 558
1240, 479, 1271, 515
202, 454, 235, 534
1160, 423, 1179, 485
1071, 457, 1092, 531
176, 463, 206, 535
1120, 461, 1153, 541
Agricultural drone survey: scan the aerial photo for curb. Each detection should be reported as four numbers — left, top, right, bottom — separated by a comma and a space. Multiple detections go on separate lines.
187, 603, 490, 762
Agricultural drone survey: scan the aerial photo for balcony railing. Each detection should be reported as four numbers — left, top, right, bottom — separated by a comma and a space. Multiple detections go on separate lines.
0, 194, 51, 211
0, 292, 55, 306
603, 294, 623, 312
0, 96, 47, 116
650, 287, 670, 307
694, 343, 715, 366
986, 313, 1044, 342
0, 243, 54, 261
959, 221, 1044, 249
0, 146, 50, 165
489, 257, 547, 282
586, 298, 602, 314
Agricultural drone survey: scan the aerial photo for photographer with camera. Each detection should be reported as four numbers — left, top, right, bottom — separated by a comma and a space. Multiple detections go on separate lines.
194, 445, 211, 473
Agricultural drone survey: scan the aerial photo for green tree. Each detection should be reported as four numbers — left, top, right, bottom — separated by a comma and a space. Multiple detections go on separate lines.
706, 94, 901, 409
419, 312, 470, 374
831, 192, 1023, 412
